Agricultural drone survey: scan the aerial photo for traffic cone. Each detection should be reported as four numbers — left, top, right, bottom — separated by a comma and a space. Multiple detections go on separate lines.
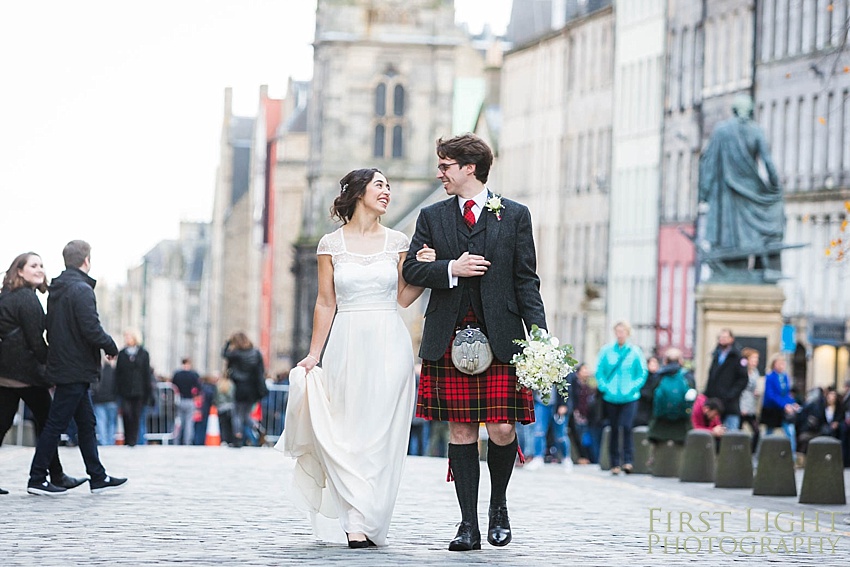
205, 406, 222, 446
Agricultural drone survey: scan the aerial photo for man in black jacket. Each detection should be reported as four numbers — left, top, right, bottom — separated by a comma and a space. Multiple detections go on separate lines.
703, 328, 748, 431
27, 240, 127, 496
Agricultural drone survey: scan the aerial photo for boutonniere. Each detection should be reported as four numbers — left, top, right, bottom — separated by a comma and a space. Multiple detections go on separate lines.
485, 194, 504, 221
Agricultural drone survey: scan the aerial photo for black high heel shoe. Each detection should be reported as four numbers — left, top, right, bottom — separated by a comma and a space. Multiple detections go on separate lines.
347, 534, 370, 549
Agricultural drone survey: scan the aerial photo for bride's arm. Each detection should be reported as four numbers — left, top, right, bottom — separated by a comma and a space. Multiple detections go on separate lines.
297, 254, 336, 371
398, 252, 426, 308
398, 245, 436, 307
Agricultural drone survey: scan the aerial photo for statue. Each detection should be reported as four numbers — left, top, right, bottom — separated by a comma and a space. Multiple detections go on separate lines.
696, 94, 790, 282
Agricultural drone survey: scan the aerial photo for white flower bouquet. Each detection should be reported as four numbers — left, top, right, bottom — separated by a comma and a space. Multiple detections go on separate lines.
511, 325, 577, 404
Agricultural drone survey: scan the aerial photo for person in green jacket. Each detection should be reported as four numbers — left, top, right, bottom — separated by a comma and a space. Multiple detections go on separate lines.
595, 321, 648, 474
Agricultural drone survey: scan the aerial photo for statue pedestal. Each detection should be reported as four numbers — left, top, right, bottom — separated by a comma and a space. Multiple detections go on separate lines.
694, 284, 785, 390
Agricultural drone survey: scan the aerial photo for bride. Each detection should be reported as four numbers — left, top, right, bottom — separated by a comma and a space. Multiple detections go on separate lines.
278, 168, 434, 548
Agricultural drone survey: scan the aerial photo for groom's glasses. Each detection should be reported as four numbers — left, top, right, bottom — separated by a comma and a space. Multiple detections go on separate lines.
437, 162, 460, 173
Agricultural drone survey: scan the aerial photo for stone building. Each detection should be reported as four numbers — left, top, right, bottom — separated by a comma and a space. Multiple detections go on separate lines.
607, 0, 667, 352
206, 90, 256, 372
756, 0, 850, 389
499, 2, 614, 362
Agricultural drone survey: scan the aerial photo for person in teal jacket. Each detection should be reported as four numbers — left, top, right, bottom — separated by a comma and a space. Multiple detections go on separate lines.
595, 321, 648, 474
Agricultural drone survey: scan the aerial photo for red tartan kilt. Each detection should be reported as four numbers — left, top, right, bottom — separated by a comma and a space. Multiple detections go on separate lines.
416, 311, 534, 424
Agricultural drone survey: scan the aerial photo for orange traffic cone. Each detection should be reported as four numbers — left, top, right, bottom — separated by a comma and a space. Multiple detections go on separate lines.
205, 406, 222, 446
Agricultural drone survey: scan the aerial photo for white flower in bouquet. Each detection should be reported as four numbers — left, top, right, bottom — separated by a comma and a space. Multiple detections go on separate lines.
511, 325, 577, 404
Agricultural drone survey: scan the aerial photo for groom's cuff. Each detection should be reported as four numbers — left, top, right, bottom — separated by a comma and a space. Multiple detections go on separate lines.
447, 261, 458, 288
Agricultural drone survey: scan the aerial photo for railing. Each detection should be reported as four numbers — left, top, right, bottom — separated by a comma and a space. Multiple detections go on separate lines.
144, 381, 180, 445
260, 383, 289, 446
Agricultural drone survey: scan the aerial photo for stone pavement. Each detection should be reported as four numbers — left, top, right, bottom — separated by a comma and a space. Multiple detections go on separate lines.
1, 445, 849, 566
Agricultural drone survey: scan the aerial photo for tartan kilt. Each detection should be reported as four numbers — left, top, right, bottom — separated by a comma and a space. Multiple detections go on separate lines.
416, 310, 534, 424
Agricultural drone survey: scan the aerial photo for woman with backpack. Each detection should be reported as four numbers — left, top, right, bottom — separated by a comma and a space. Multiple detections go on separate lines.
647, 348, 696, 449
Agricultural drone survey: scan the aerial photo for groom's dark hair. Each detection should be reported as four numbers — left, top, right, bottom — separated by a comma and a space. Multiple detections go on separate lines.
436, 133, 493, 184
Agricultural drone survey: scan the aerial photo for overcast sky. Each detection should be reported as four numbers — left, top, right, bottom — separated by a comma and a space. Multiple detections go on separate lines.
0, 0, 512, 285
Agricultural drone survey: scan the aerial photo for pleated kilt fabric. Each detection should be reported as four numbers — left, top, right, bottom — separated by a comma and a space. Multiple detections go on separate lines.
416, 309, 534, 424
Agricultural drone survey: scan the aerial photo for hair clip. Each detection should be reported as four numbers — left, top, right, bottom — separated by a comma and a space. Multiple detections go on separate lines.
341, 183, 348, 193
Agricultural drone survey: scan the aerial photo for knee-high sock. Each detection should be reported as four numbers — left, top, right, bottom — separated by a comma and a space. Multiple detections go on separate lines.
448, 442, 480, 527
487, 436, 517, 508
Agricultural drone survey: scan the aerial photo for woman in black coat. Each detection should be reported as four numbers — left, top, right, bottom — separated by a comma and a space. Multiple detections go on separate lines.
115, 329, 152, 447
0, 252, 86, 494
222, 331, 267, 447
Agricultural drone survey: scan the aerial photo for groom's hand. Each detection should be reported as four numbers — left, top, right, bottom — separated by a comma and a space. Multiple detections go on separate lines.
451, 252, 490, 277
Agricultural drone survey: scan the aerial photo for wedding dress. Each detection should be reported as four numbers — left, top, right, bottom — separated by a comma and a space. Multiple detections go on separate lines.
276, 227, 415, 546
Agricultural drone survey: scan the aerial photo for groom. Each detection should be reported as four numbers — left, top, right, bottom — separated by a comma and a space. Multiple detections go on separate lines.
403, 133, 547, 551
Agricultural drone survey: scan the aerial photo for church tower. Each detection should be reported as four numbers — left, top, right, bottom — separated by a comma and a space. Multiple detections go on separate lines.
292, 0, 488, 359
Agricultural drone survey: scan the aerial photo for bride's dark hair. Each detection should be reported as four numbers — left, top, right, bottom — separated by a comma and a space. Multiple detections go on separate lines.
331, 168, 383, 223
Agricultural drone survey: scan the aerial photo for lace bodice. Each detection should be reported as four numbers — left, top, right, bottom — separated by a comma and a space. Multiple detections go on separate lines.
317, 228, 409, 307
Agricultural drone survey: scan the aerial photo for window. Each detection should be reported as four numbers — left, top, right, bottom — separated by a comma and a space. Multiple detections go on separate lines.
373, 72, 406, 159
393, 85, 404, 116
373, 125, 385, 158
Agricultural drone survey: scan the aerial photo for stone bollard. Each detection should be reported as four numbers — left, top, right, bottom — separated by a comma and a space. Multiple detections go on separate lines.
752, 434, 796, 496
599, 425, 612, 471
679, 429, 716, 483
631, 426, 651, 474
715, 430, 753, 489
799, 437, 846, 505
651, 440, 683, 477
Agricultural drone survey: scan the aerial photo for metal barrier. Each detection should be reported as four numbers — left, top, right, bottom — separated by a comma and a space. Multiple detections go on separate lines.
145, 381, 180, 445
260, 383, 289, 446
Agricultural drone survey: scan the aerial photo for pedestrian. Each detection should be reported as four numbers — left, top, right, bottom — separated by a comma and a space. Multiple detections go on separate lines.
567, 363, 595, 465
26, 240, 126, 495
279, 167, 432, 548
91, 356, 119, 445
703, 328, 748, 430
691, 394, 726, 439
595, 320, 648, 475
761, 354, 800, 456
171, 357, 200, 445
402, 133, 549, 551
193, 374, 217, 446
0, 252, 86, 494
115, 329, 152, 447
634, 355, 660, 427
525, 380, 573, 472
647, 348, 695, 461
738, 347, 761, 453
222, 332, 267, 448
213, 372, 235, 446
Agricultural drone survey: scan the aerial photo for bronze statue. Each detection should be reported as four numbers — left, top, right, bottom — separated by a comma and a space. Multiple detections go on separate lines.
697, 94, 788, 282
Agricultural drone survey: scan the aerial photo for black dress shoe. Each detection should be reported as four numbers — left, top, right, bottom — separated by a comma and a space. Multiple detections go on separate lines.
54, 474, 88, 490
448, 520, 481, 551
487, 506, 512, 546
0, 487, 8, 495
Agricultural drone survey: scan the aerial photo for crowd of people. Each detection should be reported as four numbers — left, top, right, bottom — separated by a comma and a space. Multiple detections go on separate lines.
506, 325, 850, 475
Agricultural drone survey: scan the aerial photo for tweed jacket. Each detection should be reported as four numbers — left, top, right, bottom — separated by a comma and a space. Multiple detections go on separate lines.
402, 194, 547, 363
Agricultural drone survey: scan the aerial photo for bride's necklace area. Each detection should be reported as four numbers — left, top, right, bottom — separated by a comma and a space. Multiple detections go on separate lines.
341, 223, 386, 256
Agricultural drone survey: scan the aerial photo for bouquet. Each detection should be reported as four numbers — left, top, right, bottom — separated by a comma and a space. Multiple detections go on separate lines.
511, 325, 577, 404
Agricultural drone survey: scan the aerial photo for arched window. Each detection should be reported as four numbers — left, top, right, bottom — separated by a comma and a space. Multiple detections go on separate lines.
392, 125, 403, 158
393, 85, 405, 116
375, 83, 386, 116
373, 75, 405, 159
374, 124, 385, 158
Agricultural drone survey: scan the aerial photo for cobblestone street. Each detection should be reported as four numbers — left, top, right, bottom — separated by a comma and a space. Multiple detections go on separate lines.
2, 445, 849, 566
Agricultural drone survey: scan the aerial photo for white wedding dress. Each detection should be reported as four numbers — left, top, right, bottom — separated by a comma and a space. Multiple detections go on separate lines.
276, 227, 415, 546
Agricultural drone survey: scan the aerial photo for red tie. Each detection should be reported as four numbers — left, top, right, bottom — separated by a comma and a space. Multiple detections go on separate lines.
463, 199, 476, 230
